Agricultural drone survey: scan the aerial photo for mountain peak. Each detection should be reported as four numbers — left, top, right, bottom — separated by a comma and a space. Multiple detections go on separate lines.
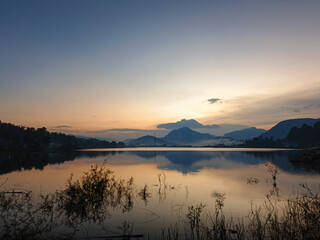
223, 127, 266, 140
163, 127, 214, 145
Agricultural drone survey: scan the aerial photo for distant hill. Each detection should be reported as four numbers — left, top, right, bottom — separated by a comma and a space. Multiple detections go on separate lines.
73, 135, 118, 142
209, 124, 249, 136
123, 138, 134, 144
262, 118, 320, 139
127, 135, 171, 146
163, 127, 214, 145
223, 127, 266, 140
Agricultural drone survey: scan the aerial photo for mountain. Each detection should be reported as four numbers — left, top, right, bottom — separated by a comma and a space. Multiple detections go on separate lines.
223, 127, 266, 140
207, 124, 249, 136
163, 127, 214, 145
262, 118, 320, 139
127, 135, 171, 146
157, 119, 248, 136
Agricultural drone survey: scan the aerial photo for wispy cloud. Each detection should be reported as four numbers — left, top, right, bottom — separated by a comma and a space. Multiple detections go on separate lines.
87, 128, 156, 133
202, 86, 320, 128
207, 98, 221, 104
157, 119, 220, 129
281, 104, 316, 113
53, 125, 72, 129
86, 128, 170, 141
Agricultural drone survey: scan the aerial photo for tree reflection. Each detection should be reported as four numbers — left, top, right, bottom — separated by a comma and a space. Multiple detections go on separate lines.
1, 163, 319, 239
0, 164, 151, 238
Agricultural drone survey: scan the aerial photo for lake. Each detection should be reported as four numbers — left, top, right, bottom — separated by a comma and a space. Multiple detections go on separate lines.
0, 148, 319, 238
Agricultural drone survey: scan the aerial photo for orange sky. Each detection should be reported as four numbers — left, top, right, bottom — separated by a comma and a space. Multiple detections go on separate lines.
1, 1, 320, 138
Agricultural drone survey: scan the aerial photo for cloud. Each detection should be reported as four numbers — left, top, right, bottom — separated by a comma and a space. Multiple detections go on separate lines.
157, 119, 204, 129
304, 104, 314, 110
202, 86, 320, 129
88, 128, 155, 133
157, 119, 220, 130
53, 125, 72, 129
208, 98, 221, 104
282, 104, 316, 113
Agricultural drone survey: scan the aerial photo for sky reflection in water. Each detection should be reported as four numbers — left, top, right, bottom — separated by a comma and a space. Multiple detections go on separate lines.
0, 148, 319, 236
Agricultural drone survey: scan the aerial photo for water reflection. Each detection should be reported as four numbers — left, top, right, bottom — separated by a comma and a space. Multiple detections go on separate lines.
1, 148, 317, 176
0, 164, 149, 238
140, 150, 318, 174
1, 158, 319, 239
0, 151, 120, 175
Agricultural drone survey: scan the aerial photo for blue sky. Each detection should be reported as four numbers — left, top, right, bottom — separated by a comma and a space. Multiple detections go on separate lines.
1, 0, 320, 138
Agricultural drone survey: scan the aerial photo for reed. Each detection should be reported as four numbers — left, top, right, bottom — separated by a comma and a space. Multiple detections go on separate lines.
0, 164, 319, 239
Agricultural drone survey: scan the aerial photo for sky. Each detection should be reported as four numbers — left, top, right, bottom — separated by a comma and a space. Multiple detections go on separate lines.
1, 0, 320, 139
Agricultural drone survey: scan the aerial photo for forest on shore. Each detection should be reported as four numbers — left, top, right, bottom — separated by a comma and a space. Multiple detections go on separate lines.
242, 121, 320, 148
0, 121, 124, 152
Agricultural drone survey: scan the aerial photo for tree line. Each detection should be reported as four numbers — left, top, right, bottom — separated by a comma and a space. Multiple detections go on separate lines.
0, 121, 124, 152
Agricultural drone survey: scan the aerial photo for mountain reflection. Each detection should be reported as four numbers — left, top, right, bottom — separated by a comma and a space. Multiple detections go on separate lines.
0, 149, 318, 176
127, 150, 317, 174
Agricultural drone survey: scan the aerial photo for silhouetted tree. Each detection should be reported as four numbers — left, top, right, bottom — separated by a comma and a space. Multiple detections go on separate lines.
286, 121, 320, 147
0, 121, 125, 152
241, 136, 284, 148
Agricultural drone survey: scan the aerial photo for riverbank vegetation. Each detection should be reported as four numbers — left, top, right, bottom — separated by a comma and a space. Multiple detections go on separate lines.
0, 163, 319, 239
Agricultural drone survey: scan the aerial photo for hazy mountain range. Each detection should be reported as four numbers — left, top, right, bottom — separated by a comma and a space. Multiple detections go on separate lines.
126, 127, 245, 147
1, 117, 319, 148
126, 127, 213, 146
157, 119, 249, 136
126, 117, 320, 147
89, 119, 251, 141
223, 127, 266, 141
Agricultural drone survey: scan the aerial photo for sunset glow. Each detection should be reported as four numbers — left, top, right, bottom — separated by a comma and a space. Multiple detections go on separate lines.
1, 1, 319, 139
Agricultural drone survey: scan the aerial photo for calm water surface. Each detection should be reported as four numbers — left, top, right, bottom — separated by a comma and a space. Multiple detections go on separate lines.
0, 148, 319, 237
